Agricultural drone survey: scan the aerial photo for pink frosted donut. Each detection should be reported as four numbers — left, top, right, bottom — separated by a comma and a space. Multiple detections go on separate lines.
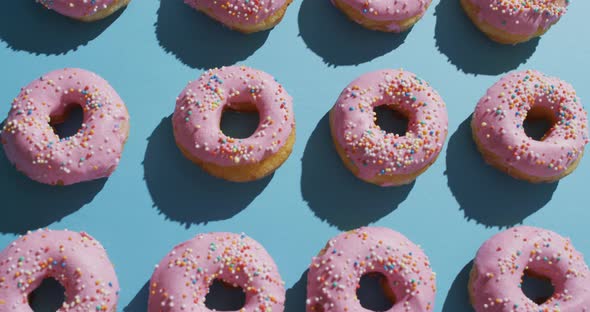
173, 65, 295, 182
148, 232, 285, 312
306, 227, 437, 311
330, 69, 448, 187
37, 0, 131, 21
461, 0, 568, 44
0, 68, 130, 186
0, 229, 120, 311
471, 70, 589, 183
469, 226, 590, 311
184, 0, 293, 33
331, 0, 433, 32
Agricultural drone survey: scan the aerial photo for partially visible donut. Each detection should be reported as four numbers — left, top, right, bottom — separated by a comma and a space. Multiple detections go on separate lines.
1, 68, 130, 185
461, 0, 569, 44
469, 226, 590, 311
0, 229, 120, 311
183, 0, 293, 33
37, 0, 131, 22
330, 69, 448, 186
306, 227, 437, 311
331, 0, 432, 32
148, 232, 285, 312
173, 66, 295, 182
472, 70, 589, 183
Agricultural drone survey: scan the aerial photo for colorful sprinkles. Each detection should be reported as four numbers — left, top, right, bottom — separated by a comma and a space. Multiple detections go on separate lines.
173, 66, 294, 167
306, 227, 437, 312
471, 226, 590, 311
0, 68, 129, 185
0, 229, 120, 311
148, 232, 285, 312
331, 69, 448, 185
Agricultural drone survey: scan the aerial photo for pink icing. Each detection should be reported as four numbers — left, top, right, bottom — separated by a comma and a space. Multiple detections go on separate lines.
148, 232, 285, 312
306, 227, 437, 311
466, 0, 568, 36
36, 0, 120, 19
0, 229, 120, 312
1, 68, 130, 185
471, 226, 590, 311
330, 69, 448, 186
331, 0, 432, 31
172, 66, 295, 167
184, 0, 290, 27
472, 70, 589, 180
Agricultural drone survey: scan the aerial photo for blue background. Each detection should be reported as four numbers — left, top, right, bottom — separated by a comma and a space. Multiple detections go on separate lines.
0, 0, 589, 311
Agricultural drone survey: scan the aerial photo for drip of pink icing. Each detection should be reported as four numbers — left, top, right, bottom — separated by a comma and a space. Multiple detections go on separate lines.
472, 70, 589, 179
1, 68, 130, 185
471, 226, 590, 311
36, 0, 119, 19
331, 0, 432, 29
173, 66, 295, 167
184, 0, 290, 27
466, 0, 568, 36
0, 229, 120, 312
148, 232, 285, 312
306, 227, 437, 311
330, 69, 448, 186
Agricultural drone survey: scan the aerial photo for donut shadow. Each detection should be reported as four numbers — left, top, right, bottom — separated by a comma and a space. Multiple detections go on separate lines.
123, 281, 150, 312
284, 270, 308, 312
300, 113, 414, 231
445, 116, 558, 228
155, 0, 270, 69
143, 116, 272, 227
0, 1, 126, 55
442, 260, 475, 312
0, 142, 106, 234
298, 0, 409, 66
434, 0, 539, 75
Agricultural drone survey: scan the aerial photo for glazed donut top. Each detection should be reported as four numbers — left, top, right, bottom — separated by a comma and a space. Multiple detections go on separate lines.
466, 0, 568, 35
331, 69, 448, 183
0, 229, 119, 311
173, 66, 295, 166
37, 0, 119, 19
307, 227, 437, 312
1, 68, 129, 185
148, 232, 285, 312
184, 0, 290, 26
473, 70, 589, 179
471, 226, 590, 311
333, 0, 432, 31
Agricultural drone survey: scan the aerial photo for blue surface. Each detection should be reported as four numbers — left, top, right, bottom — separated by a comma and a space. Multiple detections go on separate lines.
0, 0, 589, 311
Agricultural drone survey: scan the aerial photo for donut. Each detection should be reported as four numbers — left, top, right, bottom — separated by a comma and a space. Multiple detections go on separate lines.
306, 227, 437, 311
0, 229, 120, 311
331, 0, 432, 32
469, 226, 590, 311
461, 0, 568, 44
471, 70, 589, 183
183, 0, 293, 33
37, 0, 130, 22
0, 68, 130, 186
172, 66, 295, 182
329, 69, 448, 187
148, 232, 285, 312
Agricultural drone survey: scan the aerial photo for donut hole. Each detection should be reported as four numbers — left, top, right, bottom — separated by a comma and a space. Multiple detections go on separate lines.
220, 103, 260, 139
523, 106, 558, 141
521, 270, 555, 304
374, 105, 409, 136
357, 273, 395, 311
50, 104, 84, 139
29, 278, 66, 312
205, 279, 246, 311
